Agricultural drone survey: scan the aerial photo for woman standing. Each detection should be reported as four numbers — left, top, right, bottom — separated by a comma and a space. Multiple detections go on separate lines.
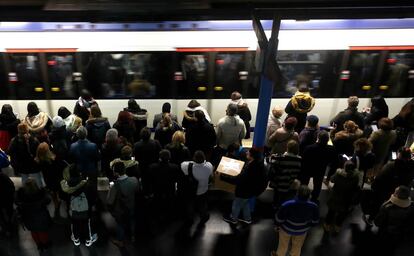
0, 104, 20, 151
23, 102, 52, 143
16, 178, 52, 253
35, 142, 67, 218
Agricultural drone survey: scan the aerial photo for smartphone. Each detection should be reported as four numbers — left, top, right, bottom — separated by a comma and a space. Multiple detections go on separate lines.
371, 124, 378, 131
392, 152, 397, 160
342, 154, 350, 161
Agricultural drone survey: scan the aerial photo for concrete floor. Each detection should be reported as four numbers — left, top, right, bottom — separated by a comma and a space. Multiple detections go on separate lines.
0, 188, 413, 256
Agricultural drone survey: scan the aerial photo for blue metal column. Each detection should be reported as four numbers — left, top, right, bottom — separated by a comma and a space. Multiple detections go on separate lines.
252, 15, 281, 150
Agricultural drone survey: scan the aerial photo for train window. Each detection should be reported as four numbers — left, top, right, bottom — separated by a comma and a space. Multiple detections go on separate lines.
82, 52, 174, 99
46, 53, 79, 99
176, 53, 208, 99
0, 54, 8, 99
380, 51, 414, 97
343, 51, 381, 97
214, 53, 247, 99
8, 53, 44, 100
274, 51, 344, 98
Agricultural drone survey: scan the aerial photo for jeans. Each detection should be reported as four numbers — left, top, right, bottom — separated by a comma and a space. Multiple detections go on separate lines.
231, 197, 251, 221
21, 172, 45, 188
116, 212, 135, 241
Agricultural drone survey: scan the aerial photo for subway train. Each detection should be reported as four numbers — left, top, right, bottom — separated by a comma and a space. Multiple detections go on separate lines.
0, 19, 413, 126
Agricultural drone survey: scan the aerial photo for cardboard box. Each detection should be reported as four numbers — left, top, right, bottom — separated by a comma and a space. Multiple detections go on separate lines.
216, 156, 245, 176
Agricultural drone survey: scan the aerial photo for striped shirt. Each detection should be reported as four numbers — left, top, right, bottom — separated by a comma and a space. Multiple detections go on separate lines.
269, 153, 302, 193
276, 198, 319, 235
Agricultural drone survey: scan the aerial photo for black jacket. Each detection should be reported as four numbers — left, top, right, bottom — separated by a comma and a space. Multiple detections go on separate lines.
16, 189, 51, 232
133, 139, 162, 170
222, 159, 268, 198
375, 198, 414, 236
165, 143, 191, 166
85, 117, 111, 148
0, 112, 19, 138
149, 161, 182, 198
298, 127, 319, 155
185, 120, 216, 155
8, 135, 39, 174
302, 142, 337, 178
331, 107, 365, 134
49, 125, 69, 160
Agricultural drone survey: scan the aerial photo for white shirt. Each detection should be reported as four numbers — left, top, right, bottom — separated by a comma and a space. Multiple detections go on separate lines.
181, 161, 213, 195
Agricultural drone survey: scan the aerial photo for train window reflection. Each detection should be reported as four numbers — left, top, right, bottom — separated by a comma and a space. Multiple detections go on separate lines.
46, 53, 78, 99
275, 51, 343, 98
0, 54, 8, 99
177, 53, 208, 99
82, 52, 173, 99
9, 54, 44, 99
344, 51, 380, 97
214, 53, 246, 99
381, 51, 414, 97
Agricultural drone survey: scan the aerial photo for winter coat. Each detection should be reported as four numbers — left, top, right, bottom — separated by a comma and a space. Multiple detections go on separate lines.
330, 107, 365, 136
113, 122, 136, 144
85, 117, 110, 148
236, 104, 252, 139
125, 107, 148, 141
165, 143, 191, 166
62, 114, 82, 133
216, 115, 246, 149
302, 143, 337, 178
69, 139, 100, 174
285, 91, 315, 132
185, 120, 217, 155
8, 135, 39, 174
154, 121, 182, 148
149, 161, 182, 198
24, 112, 52, 134
327, 169, 359, 211
49, 125, 69, 160
266, 115, 282, 147
222, 159, 267, 198
375, 195, 414, 236
333, 129, 363, 156
0, 172, 15, 207
369, 129, 397, 165
298, 127, 319, 155
268, 153, 302, 193
37, 159, 67, 192
101, 143, 122, 178
0, 112, 20, 150
182, 106, 211, 129
133, 139, 161, 170
268, 127, 299, 154
372, 159, 414, 200
107, 175, 138, 219
16, 189, 51, 232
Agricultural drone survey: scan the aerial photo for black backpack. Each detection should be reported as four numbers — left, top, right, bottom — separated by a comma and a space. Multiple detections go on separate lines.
179, 163, 199, 198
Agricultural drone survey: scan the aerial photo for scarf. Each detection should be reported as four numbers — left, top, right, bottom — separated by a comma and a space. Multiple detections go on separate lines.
24, 112, 49, 133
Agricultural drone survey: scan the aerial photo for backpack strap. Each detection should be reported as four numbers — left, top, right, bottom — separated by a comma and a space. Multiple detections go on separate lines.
188, 162, 194, 178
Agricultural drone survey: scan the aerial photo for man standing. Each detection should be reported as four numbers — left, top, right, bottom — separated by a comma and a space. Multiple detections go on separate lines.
272, 186, 319, 256
107, 161, 138, 247
180, 151, 213, 225
216, 103, 246, 150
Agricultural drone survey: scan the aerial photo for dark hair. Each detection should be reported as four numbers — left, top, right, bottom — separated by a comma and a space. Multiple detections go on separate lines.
116, 111, 133, 125
188, 100, 200, 109
297, 185, 311, 201
1, 104, 14, 117
90, 105, 102, 118
398, 147, 412, 160
27, 102, 40, 117
287, 140, 299, 155
112, 161, 126, 175
306, 115, 319, 127
317, 130, 329, 145
284, 117, 298, 130
80, 89, 92, 100
121, 145, 133, 159
193, 150, 206, 164
248, 147, 262, 160
58, 106, 71, 119
343, 160, 356, 172
396, 185, 410, 200
227, 104, 238, 116
162, 102, 171, 113
159, 149, 171, 162
194, 110, 205, 123
378, 117, 393, 131
140, 127, 151, 141
231, 91, 242, 101
127, 98, 141, 113
354, 138, 372, 155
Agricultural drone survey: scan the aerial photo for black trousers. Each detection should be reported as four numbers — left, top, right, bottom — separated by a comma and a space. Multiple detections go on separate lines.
71, 218, 93, 242
185, 193, 209, 224
325, 208, 348, 226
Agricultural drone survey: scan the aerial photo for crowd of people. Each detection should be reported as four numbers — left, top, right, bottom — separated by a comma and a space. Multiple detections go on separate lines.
0, 87, 413, 255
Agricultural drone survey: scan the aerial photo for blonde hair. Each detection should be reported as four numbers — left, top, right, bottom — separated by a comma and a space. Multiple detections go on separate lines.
171, 130, 185, 145
35, 142, 55, 163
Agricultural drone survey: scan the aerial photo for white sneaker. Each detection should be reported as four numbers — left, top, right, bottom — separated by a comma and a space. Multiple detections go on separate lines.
71, 235, 80, 247
85, 233, 98, 247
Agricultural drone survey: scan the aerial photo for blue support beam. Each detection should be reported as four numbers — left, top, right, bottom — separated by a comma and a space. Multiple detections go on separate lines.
252, 15, 281, 151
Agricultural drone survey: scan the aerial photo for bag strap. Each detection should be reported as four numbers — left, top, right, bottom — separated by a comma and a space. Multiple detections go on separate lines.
188, 163, 194, 178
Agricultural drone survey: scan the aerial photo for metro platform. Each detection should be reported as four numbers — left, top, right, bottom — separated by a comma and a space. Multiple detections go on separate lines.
0, 184, 413, 256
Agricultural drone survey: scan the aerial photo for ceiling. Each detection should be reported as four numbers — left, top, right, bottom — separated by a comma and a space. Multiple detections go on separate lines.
0, 0, 413, 21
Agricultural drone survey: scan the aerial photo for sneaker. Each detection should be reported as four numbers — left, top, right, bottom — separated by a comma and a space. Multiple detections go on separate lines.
238, 218, 252, 224
71, 234, 81, 246
223, 215, 237, 224
85, 233, 98, 247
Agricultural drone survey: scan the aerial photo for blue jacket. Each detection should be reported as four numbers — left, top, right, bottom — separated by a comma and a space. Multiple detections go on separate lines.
276, 198, 319, 235
69, 139, 100, 174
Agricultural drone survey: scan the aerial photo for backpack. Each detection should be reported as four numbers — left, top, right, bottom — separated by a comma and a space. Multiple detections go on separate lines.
70, 192, 89, 219
179, 163, 199, 198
